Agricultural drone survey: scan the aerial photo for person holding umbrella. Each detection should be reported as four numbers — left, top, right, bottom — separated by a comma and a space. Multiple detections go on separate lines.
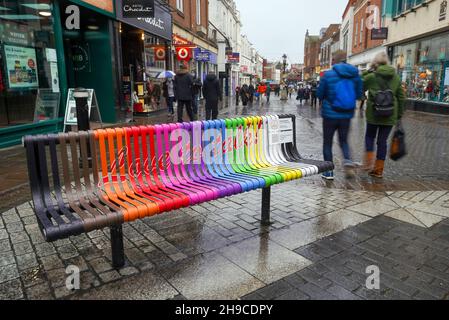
162, 75, 175, 117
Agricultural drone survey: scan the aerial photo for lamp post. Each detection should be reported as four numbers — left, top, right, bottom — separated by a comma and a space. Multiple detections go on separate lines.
282, 54, 287, 79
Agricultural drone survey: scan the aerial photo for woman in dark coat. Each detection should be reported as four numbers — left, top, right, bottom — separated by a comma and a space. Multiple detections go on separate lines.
202, 72, 222, 120
296, 85, 305, 105
240, 84, 250, 106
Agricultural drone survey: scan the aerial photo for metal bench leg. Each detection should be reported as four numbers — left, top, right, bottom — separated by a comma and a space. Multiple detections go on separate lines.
261, 187, 272, 226
110, 225, 125, 269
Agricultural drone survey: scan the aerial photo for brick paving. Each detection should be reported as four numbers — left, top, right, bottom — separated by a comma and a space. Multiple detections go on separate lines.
0, 96, 448, 300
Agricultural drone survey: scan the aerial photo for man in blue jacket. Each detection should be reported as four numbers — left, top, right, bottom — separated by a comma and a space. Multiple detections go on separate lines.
317, 56, 363, 180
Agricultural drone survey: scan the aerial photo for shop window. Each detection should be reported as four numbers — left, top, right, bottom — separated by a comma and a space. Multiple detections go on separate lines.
0, 0, 59, 128
395, 34, 449, 104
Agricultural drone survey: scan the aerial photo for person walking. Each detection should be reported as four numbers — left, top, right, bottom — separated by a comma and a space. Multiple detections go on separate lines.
311, 82, 318, 107
192, 72, 202, 120
257, 83, 267, 104
241, 84, 250, 106
235, 86, 240, 106
266, 83, 272, 103
297, 85, 305, 105
174, 64, 195, 123
303, 85, 311, 105
249, 84, 255, 103
317, 56, 363, 180
162, 76, 175, 117
362, 52, 405, 179
202, 72, 222, 120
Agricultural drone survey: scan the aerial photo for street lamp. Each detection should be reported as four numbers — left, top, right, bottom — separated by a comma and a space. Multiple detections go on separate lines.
282, 54, 287, 75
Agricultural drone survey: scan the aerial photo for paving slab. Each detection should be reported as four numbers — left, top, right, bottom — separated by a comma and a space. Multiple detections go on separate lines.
219, 236, 312, 284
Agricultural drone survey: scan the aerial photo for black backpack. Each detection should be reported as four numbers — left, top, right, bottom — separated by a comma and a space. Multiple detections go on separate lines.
373, 75, 394, 117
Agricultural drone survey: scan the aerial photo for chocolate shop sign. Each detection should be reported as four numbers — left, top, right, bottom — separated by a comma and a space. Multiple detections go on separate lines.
122, 0, 154, 18
116, 0, 172, 40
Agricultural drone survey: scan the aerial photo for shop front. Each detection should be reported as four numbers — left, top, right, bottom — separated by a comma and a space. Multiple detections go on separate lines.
59, 0, 117, 123
115, 0, 172, 115
0, 0, 64, 148
193, 48, 218, 81
391, 31, 449, 114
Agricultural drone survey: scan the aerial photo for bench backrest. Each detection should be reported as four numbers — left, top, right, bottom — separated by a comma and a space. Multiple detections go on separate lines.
24, 115, 307, 240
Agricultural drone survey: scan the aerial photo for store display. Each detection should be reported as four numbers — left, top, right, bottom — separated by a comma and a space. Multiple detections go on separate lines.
3, 45, 39, 90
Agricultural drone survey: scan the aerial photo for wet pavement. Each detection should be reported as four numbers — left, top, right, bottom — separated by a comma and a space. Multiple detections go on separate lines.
1, 96, 449, 300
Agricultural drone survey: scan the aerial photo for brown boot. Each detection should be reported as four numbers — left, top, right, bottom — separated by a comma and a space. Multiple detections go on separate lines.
369, 160, 385, 178
362, 152, 375, 172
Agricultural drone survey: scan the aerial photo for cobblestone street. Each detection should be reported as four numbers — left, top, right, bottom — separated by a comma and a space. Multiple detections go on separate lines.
1, 97, 449, 300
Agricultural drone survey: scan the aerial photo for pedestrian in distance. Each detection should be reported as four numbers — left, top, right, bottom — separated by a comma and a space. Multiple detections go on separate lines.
162, 76, 175, 117
202, 72, 222, 121
174, 64, 195, 123
241, 84, 250, 106
257, 83, 267, 104
297, 85, 305, 105
310, 82, 318, 107
317, 54, 363, 180
362, 52, 405, 179
191, 71, 202, 120
235, 86, 240, 106
266, 83, 272, 103
249, 84, 255, 104
303, 85, 311, 105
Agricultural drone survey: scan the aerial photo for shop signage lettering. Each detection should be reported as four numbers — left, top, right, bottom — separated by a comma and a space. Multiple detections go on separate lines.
440, 0, 447, 21
0, 22, 33, 46
115, 0, 172, 41
123, 0, 155, 18
227, 53, 240, 63
371, 28, 388, 40
71, 43, 91, 72
136, 16, 165, 31
194, 49, 210, 62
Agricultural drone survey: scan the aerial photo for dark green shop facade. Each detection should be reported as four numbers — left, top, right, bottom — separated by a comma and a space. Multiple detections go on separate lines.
0, 0, 172, 148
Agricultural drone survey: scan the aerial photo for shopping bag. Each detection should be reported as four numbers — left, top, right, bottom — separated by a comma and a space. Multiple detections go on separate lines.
390, 121, 407, 161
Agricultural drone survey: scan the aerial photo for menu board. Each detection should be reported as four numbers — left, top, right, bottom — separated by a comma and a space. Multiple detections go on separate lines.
3, 45, 39, 90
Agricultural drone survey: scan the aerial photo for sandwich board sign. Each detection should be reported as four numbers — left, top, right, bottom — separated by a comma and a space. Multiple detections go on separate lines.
63, 88, 103, 132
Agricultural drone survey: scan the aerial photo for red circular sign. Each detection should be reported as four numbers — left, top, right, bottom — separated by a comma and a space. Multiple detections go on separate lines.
28, 59, 36, 69
155, 48, 166, 60
178, 48, 189, 60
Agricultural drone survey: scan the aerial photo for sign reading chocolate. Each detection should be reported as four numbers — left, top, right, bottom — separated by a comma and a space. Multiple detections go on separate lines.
123, 0, 155, 18
115, 0, 172, 41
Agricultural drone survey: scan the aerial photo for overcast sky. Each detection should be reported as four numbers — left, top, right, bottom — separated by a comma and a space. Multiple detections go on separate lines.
234, 0, 347, 64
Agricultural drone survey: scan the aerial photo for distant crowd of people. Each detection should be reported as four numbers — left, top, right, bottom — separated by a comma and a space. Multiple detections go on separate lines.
165, 52, 405, 181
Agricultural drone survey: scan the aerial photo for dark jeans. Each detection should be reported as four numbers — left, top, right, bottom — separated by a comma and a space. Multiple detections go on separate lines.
166, 97, 175, 114
177, 100, 194, 123
323, 118, 352, 163
365, 123, 393, 161
205, 102, 219, 120
192, 94, 199, 115
311, 94, 317, 107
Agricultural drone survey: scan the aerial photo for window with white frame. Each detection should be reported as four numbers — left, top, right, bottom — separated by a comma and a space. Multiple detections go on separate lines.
360, 18, 364, 45
196, 0, 201, 25
176, 0, 183, 12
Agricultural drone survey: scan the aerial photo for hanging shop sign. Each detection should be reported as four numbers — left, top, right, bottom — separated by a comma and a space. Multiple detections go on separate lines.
3, 45, 39, 90
115, 0, 172, 41
226, 52, 240, 64
154, 46, 166, 61
194, 48, 211, 62
176, 47, 192, 61
122, 0, 155, 18
371, 28, 388, 40
440, 0, 447, 21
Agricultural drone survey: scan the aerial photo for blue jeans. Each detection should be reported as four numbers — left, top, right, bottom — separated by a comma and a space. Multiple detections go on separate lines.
365, 123, 393, 161
323, 118, 352, 163
166, 97, 175, 114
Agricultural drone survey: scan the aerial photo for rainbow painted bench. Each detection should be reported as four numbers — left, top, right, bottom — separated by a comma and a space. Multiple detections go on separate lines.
24, 115, 333, 268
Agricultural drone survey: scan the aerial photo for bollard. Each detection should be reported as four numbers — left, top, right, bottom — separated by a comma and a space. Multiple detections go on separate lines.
74, 88, 92, 167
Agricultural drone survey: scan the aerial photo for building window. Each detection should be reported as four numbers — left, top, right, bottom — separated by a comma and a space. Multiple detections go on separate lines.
196, 0, 201, 25
176, 0, 184, 12
354, 22, 358, 47
360, 18, 364, 45
0, 0, 60, 128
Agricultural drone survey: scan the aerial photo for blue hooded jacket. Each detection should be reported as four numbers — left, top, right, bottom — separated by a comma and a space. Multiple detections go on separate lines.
317, 63, 363, 120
